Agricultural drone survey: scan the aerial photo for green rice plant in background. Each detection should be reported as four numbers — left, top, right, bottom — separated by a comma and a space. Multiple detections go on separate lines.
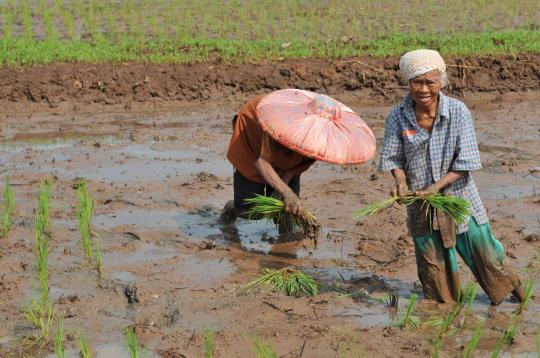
78, 332, 92, 358
124, 326, 147, 358
244, 194, 320, 238
354, 193, 470, 225
202, 326, 214, 358
244, 267, 319, 297
396, 293, 419, 328
491, 318, 520, 358
77, 179, 94, 265
251, 336, 278, 358
1, 177, 16, 238
463, 325, 485, 358
432, 335, 441, 358
55, 318, 65, 358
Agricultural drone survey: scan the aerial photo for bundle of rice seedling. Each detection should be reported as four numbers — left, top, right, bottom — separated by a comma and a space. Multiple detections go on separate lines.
354, 193, 470, 224
244, 267, 319, 297
243, 194, 320, 240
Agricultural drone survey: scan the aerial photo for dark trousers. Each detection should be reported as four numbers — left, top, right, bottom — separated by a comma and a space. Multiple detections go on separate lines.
233, 169, 300, 217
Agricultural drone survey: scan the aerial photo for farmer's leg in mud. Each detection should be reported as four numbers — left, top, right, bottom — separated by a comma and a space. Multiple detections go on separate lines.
267, 175, 301, 235
218, 169, 266, 224
413, 231, 461, 303
454, 217, 523, 305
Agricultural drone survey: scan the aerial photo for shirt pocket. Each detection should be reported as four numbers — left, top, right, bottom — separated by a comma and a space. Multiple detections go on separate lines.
402, 129, 427, 157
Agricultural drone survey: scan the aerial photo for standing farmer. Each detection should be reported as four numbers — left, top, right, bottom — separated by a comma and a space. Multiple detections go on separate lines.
220, 89, 376, 231
379, 49, 523, 304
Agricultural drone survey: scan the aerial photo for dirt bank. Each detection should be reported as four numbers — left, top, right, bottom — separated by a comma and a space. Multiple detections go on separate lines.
1, 54, 540, 112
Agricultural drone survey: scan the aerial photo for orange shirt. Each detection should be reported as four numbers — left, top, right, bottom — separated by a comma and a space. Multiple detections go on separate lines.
226, 95, 314, 184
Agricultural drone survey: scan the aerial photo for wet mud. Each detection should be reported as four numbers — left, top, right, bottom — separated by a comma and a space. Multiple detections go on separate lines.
0, 92, 538, 357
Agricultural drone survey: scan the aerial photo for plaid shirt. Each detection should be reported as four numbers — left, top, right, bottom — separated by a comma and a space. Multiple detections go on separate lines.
379, 92, 488, 235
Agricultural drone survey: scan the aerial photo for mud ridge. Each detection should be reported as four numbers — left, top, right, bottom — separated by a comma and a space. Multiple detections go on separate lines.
1, 54, 540, 109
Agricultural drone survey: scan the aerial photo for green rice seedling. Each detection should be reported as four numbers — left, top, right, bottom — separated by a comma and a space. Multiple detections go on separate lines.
78, 333, 92, 358
397, 293, 419, 328
251, 336, 278, 358
354, 193, 470, 225
36, 180, 52, 234
55, 318, 65, 358
124, 326, 147, 358
21, 3, 33, 40
244, 267, 319, 297
2, 177, 16, 238
63, 8, 76, 40
513, 279, 534, 316
463, 325, 485, 358
23, 299, 54, 343
94, 236, 103, 277
77, 180, 94, 265
202, 326, 214, 358
491, 319, 520, 358
462, 283, 478, 328
432, 335, 441, 358
243, 194, 321, 239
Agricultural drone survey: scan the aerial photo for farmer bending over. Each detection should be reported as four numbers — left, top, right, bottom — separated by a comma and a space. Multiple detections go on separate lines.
220, 89, 376, 232
379, 49, 524, 305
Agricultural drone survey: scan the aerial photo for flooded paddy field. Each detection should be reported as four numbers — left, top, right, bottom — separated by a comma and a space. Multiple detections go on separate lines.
0, 95, 538, 357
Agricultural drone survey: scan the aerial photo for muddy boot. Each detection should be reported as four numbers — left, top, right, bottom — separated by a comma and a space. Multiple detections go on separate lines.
218, 200, 236, 225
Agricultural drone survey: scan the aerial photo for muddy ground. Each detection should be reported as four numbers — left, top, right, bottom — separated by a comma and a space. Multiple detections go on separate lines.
0, 59, 539, 358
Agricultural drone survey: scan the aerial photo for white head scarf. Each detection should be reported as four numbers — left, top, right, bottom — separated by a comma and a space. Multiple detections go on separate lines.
399, 49, 448, 87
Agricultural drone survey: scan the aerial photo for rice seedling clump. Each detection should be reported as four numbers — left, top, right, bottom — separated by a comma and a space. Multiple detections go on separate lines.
244, 267, 319, 297
244, 194, 321, 240
1, 176, 15, 238
354, 193, 471, 224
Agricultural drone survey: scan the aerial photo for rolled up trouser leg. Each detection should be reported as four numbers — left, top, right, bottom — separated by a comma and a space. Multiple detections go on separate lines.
413, 231, 461, 303
455, 217, 521, 305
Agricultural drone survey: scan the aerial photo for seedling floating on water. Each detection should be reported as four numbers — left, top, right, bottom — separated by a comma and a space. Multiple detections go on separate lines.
1, 177, 15, 238
251, 336, 278, 358
396, 293, 419, 328
353, 193, 470, 225
463, 325, 485, 358
243, 194, 321, 240
244, 267, 319, 297
77, 179, 94, 266
55, 318, 65, 358
202, 326, 214, 358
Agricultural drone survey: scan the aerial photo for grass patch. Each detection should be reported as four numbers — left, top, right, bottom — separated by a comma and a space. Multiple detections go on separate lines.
396, 293, 419, 328
1, 30, 540, 65
354, 193, 470, 225
244, 194, 320, 239
1, 176, 15, 238
244, 267, 319, 297
251, 336, 278, 358
202, 326, 214, 358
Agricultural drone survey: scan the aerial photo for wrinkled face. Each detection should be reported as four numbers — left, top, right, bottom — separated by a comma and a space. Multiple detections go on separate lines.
409, 69, 442, 108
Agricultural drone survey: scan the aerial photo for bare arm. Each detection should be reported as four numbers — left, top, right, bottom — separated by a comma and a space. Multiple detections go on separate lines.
415, 170, 466, 196
255, 134, 303, 215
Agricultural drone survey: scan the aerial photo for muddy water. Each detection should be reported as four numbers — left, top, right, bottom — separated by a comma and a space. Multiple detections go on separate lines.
0, 99, 539, 357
